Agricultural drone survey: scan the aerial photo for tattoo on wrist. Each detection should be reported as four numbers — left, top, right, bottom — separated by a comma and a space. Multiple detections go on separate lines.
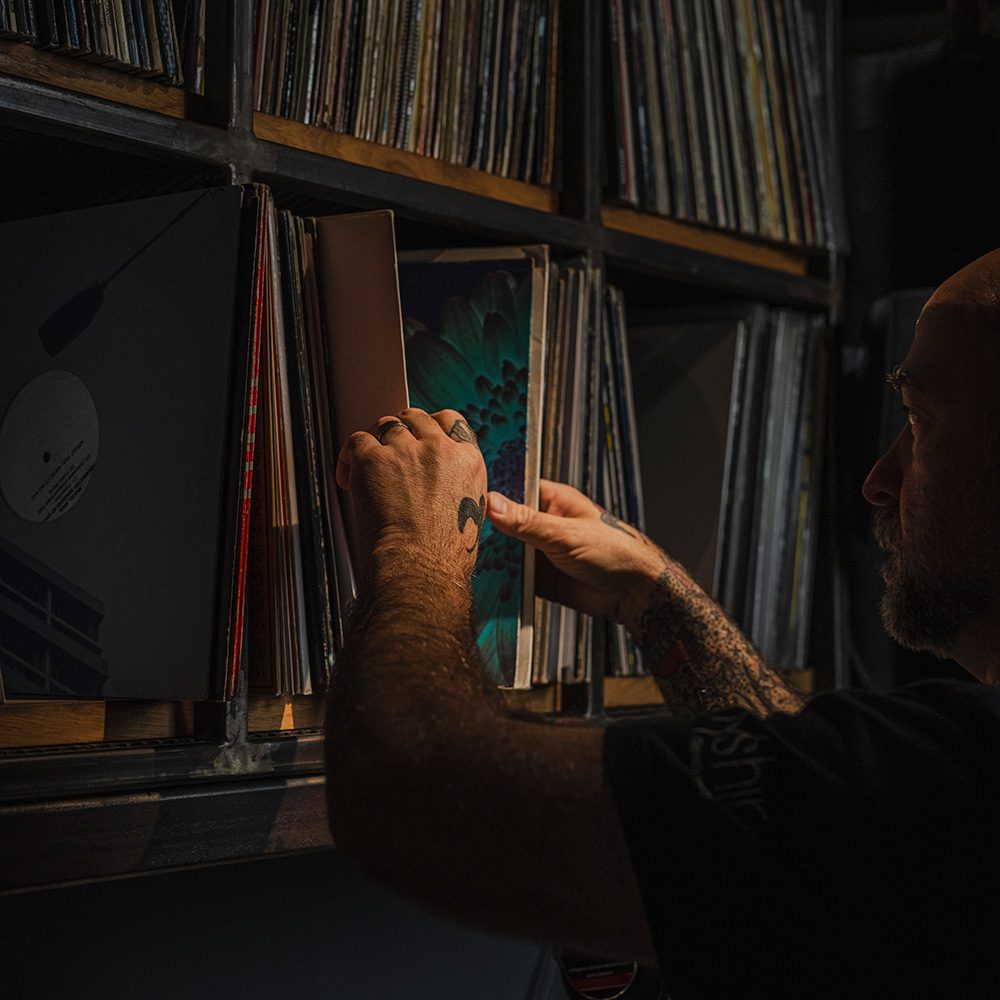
600, 511, 636, 538
633, 558, 802, 718
458, 494, 486, 552
448, 419, 478, 445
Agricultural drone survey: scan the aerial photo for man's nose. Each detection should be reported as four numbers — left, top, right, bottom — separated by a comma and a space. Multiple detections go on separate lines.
862, 428, 907, 506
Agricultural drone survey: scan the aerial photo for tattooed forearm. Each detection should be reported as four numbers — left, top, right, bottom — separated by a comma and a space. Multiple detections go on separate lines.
458, 494, 486, 552
600, 511, 636, 538
628, 556, 803, 719
449, 419, 478, 445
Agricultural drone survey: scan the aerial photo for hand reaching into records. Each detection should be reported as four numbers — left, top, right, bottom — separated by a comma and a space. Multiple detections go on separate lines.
336, 407, 488, 582
486, 479, 673, 631
488, 479, 804, 718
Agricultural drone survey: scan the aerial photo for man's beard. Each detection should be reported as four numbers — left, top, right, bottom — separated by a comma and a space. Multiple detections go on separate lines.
874, 482, 1000, 658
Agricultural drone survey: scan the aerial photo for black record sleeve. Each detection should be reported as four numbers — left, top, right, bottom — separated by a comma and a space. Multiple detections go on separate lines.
0, 187, 250, 700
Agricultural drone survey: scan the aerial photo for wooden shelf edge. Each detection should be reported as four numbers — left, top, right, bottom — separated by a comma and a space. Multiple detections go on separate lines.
249, 694, 325, 733
254, 112, 559, 215
249, 684, 569, 733
0, 38, 186, 119
604, 676, 665, 710
502, 684, 561, 714
0, 699, 195, 748
601, 204, 818, 278
0, 774, 332, 892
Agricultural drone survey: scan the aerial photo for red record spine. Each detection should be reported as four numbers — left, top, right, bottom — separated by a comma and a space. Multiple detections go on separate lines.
226, 198, 269, 697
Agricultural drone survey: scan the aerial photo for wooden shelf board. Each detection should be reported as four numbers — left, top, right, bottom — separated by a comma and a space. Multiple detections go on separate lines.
601, 205, 816, 278
0, 38, 186, 119
249, 684, 567, 733
0, 774, 331, 892
0, 699, 195, 749
604, 676, 665, 710
503, 684, 561, 714
249, 694, 325, 733
254, 113, 559, 215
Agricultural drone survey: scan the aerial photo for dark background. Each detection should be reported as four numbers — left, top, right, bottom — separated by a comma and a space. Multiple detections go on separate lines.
7, 2, 1000, 997
840, 0, 1000, 691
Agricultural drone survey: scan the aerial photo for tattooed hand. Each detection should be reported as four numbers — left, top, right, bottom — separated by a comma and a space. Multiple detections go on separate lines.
486, 479, 666, 626
336, 407, 488, 582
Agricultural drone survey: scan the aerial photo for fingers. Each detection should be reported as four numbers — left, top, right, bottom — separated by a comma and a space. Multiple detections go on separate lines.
367, 408, 479, 446
538, 479, 601, 518
397, 407, 445, 439
342, 408, 484, 490
371, 417, 410, 445
336, 430, 381, 489
487, 491, 575, 552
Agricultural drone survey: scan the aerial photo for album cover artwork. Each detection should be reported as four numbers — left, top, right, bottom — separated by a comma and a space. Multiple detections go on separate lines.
397, 248, 547, 688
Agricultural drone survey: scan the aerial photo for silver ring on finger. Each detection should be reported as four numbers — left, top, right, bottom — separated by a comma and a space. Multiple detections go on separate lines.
374, 420, 407, 445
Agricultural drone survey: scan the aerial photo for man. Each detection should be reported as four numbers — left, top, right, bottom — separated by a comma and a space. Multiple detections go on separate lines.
325, 250, 1000, 998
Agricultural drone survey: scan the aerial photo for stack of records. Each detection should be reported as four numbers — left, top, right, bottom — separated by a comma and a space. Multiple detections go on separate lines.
0, 1, 206, 91
254, 0, 561, 186
606, 0, 840, 248
532, 266, 647, 685
257, 216, 553, 691
629, 303, 826, 670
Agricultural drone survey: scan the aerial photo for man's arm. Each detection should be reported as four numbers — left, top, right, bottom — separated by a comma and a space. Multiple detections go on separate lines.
487, 481, 804, 719
626, 550, 804, 717
326, 409, 654, 963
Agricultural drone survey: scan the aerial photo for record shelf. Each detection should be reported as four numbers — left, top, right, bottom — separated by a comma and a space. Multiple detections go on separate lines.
0, 0, 841, 893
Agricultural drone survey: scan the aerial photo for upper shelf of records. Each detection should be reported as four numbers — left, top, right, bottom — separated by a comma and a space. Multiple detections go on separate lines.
0, 0, 845, 304
0, 1, 206, 92
605, 0, 846, 251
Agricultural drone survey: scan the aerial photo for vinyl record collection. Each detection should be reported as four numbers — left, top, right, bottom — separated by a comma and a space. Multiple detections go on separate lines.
607, 0, 837, 248
253, 0, 561, 186
0, 0, 206, 91
252, 205, 646, 694
630, 303, 827, 671
0, 182, 829, 705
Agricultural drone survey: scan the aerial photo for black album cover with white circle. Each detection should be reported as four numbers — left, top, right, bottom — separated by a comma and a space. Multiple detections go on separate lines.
0, 187, 248, 699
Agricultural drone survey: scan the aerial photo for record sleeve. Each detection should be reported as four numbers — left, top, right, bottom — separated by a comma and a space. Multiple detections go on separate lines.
0, 186, 256, 700
397, 245, 548, 688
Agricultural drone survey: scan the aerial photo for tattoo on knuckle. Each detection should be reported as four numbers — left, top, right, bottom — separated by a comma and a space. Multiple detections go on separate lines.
448, 419, 478, 446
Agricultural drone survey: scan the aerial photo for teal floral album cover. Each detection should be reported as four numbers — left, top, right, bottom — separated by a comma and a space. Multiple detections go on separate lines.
397, 250, 546, 687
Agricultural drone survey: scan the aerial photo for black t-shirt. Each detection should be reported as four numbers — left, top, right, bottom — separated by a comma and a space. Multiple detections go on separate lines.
604, 680, 1000, 999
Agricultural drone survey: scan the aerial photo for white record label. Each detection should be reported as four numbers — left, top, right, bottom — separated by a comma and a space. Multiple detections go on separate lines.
0, 370, 99, 523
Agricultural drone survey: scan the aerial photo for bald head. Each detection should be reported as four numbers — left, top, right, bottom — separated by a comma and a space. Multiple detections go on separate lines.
922, 247, 1000, 348
906, 251, 1000, 448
